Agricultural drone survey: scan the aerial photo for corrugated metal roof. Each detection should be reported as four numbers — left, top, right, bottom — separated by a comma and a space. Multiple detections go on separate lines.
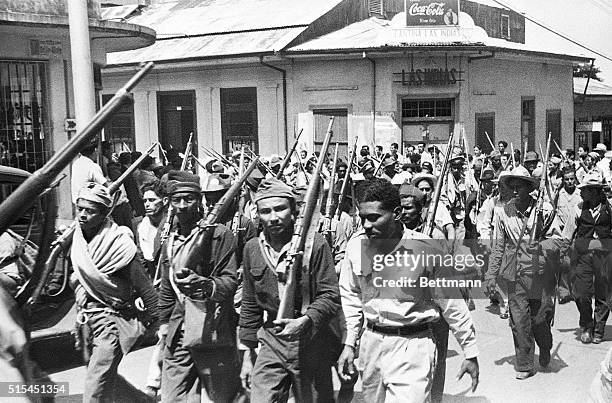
106, 0, 343, 65
121, 0, 343, 37
287, 12, 591, 62
574, 77, 612, 96
107, 27, 306, 64
100, 5, 140, 21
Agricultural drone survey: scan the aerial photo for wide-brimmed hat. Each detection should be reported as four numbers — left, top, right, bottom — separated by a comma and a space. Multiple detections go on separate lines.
524, 151, 539, 163
489, 150, 501, 159
411, 172, 437, 189
449, 151, 466, 164
588, 151, 600, 160
549, 156, 562, 165
578, 173, 606, 189
498, 166, 539, 191
594, 143, 607, 152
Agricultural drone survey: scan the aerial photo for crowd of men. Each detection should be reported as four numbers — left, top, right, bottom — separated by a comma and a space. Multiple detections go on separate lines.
3, 135, 612, 402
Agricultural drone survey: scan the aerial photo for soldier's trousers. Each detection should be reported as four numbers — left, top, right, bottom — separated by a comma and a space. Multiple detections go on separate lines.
508, 272, 554, 372
161, 329, 240, 402
250, 327, 334, 403
572, 251, 612, 338
84, 313, 124, 403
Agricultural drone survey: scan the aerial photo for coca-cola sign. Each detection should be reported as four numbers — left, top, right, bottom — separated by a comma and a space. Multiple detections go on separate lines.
405, 0, 460, 26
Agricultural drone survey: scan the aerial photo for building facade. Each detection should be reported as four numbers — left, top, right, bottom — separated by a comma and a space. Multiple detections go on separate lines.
0, 0, 154, 222
574, 77, 612, 151
101, 0, 589, 162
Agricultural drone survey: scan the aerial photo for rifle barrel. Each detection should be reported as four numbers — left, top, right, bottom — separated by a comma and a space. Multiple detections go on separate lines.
0, 62, 154, 236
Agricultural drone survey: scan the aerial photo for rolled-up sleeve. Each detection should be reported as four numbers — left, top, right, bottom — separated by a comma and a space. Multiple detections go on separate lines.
338, 240, 363, 348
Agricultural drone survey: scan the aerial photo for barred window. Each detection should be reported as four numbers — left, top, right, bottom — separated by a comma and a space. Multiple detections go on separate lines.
0, 61, 49, 172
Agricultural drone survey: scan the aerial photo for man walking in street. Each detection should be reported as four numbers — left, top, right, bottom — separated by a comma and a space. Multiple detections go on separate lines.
239, 178, 341, 402
337, 179, 479, 401
70, 183, 158, 402
484, 166, 555, 380
158, 170, 241, 402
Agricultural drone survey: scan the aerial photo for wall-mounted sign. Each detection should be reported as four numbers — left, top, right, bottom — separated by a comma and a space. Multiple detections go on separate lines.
575, 121, 603, 132
30, 39, 62, 57
393, 68, 464, 86
405, 0, 460, 26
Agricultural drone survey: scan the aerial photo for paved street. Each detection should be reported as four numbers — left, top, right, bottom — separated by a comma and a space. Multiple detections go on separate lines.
41, 296, 609, 403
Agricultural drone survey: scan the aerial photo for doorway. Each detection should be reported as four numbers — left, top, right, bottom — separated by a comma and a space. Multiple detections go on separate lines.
157, 91, 197, 156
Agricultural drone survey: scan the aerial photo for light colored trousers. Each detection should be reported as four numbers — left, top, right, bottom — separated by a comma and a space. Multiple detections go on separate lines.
357, 328, 437, 403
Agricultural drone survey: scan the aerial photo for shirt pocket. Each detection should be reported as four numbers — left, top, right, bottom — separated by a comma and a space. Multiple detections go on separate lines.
249, 264, 278, 304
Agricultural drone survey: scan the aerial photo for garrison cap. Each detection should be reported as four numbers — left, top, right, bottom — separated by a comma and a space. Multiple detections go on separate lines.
254, 178, 295, 203
167, 170, 201, 194
77, 183, 113, 209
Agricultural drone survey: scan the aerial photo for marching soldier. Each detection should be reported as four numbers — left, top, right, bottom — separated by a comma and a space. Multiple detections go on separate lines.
546, 173, 612, 344
337, 179, 479, 401
70, 183, 158, 402
484, 166, 555, 380
412, 173, 455, 242
239, 178, 341, 402
158, 170, 240, 402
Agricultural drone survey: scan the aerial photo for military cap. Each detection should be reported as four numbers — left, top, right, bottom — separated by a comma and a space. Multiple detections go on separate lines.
254, 178, 295, 203
167, 170, 201, 194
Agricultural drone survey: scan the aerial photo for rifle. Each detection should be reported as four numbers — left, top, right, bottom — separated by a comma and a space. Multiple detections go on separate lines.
529, 133, 552, 244
21, 142, 160, 307
277, 129, 304, 179
484, 131, 495, 151
0, 62, 154, 236
320, 143, 340, 246
180, 158, 261, 272
424, 132, 455, 237
335, 136, 358, 222
230, 146, 246, 236
277, 118, 334, 320
153, 136, 194, 284
510, 142, 516, 168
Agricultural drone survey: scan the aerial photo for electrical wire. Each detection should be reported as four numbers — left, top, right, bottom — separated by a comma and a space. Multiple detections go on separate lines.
490, 0, 612, 63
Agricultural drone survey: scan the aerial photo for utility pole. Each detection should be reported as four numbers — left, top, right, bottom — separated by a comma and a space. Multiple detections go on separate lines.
67, 0, 96, 133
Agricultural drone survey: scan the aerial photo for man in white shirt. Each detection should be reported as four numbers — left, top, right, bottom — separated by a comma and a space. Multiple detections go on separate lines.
337, 179, 479, 401
71, 141, 108, 204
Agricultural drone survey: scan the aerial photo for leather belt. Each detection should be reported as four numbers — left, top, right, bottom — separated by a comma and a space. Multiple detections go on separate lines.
366, 321, 430, 336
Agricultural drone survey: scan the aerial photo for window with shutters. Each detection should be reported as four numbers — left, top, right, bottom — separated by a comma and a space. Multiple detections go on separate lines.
102, 93, 135, 154
368, 0, 383, 16
220, 87, 258, 154
313, 109, 348, 159
501, 14, 510, 39
475, 112, 495, 154
546, 109, 561, 155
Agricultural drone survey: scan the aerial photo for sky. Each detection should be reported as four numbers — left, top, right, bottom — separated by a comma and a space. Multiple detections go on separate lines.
491, 0, 612, 83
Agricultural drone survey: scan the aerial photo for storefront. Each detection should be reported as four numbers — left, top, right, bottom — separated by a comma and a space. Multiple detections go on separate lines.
574, 77, 612, 151
101, 0, 588, 161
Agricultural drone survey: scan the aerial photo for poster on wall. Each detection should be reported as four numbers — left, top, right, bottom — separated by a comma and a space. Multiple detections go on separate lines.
296, 111, 314, 154
405, 0, 460, 26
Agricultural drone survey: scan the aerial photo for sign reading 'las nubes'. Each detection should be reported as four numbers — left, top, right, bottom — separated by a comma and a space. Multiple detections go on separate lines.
405, 0, 460, 26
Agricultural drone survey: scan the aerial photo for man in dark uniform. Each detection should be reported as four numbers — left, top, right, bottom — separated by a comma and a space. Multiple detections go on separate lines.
547, 173, 612, 344
158, 170, 240, 402
239, 178, 341, 402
